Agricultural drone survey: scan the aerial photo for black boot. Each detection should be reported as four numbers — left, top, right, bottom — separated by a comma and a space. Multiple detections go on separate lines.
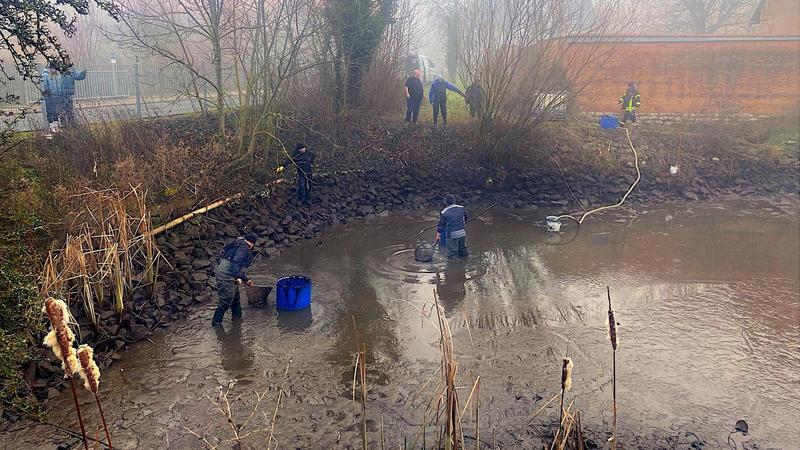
231, 299, 243, 320
211, 307, 226, 326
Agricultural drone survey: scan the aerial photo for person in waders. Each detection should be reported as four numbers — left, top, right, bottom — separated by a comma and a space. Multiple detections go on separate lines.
436, 194, 469, 259
212, 232, 257, 327
277, 143, 315, 205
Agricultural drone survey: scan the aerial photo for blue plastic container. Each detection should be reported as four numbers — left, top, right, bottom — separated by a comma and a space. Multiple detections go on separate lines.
599, 115, 619, 130
276, 276, 312, 310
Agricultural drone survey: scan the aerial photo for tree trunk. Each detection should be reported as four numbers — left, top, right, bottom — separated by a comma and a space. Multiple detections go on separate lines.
213, 39, 225, 139
334, 45, 345, 112
346, 61, 363, 107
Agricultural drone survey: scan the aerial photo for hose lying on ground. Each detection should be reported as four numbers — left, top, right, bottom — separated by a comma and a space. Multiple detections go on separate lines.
553, 126, 641, 227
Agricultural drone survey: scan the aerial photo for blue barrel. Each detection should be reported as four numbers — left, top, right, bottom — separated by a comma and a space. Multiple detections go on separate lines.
599, 115, 619, 129
276, 276, 312, 310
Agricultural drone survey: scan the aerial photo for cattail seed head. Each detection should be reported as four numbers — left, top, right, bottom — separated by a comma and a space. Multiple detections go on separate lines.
42, 297, 80, 377
77, 345, 101, 393
607, 308, 619, 351
561, 357, 574, 392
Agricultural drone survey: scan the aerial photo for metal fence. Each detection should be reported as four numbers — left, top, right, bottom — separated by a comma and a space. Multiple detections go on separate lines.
1, 58, 240, 130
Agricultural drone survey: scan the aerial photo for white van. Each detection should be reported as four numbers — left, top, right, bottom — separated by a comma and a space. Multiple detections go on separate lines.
404, 55, 436, 84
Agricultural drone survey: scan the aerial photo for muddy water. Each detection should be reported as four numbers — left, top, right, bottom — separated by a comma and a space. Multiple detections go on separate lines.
7, 198, 800, 449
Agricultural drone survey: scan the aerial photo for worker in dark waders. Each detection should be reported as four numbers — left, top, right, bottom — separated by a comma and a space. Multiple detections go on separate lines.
429, 74, 464, 126
212, 232, 257, 327
619, 81, 641, 125
277, 143, 315, 205
436, 194, 469, 259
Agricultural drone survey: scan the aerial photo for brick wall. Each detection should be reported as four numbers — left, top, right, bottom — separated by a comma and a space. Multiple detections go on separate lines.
567, 37, 800, 118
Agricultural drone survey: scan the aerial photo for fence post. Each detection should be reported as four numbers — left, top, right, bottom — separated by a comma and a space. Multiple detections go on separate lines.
40, 65, 48, 129
134, 57, 142, 118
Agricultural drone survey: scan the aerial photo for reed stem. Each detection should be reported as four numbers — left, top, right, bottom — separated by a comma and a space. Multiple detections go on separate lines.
68, 377, 89, 450
607, 286, 618, 449
95, 394, 112, 449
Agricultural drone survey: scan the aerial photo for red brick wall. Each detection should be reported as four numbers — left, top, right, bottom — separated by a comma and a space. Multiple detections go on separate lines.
568, 39, 800, 117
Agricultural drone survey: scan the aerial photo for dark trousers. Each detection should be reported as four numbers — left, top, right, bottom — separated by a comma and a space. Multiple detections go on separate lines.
622, 110, 637, 123
213, 263, 243, 325
405, 97, 422, 123
62, 97, 77, 126
446, 236, 468, 259
433, 100, 447, 124
297, 175, 310, 204
44, 96, 62, 123
468, 101, 481, 118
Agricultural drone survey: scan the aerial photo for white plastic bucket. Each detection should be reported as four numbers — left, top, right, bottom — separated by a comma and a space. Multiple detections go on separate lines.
546, 216, 562, 233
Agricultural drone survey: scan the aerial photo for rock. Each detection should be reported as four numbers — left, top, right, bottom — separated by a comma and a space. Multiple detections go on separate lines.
192, 272, 209, 282
129, 324, 149, 341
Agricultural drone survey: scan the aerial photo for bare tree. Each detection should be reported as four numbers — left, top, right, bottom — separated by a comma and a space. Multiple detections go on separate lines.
444, 0, 632, 165
661, 0, 757, 34
110, 0, 238, 137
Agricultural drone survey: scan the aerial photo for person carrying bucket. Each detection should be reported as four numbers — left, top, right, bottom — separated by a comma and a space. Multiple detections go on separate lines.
212, 232, 257, 327
277, 143, 315, 205
436, 194, 469, 259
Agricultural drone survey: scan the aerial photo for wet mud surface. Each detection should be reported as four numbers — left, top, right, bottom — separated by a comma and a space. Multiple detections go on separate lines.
4, 198, 799, 449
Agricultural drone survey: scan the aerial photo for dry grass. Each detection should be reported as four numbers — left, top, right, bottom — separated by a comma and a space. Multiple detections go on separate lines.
40, 186, 166, 324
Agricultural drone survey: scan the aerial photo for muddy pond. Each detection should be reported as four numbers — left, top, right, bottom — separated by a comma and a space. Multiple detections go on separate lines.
6, 198, 800, 449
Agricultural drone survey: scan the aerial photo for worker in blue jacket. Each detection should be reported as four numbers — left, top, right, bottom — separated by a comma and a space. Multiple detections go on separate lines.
428, 74, 464, 126
212, 232, 257, 326
42, 65, 65, 133
58, 67, 86, 126
41, 65, 86, 131
436, 194, 469, 259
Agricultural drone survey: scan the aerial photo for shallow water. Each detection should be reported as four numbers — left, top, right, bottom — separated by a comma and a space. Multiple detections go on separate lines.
6, 198, 800, 449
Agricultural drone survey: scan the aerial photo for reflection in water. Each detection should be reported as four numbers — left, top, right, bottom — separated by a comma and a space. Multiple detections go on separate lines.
435, 262, 467, 314
213, 320, 254, 374
277, 308, 314, 333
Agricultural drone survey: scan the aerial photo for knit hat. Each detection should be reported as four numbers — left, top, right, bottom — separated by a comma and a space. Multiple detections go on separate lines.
445, 194, 456, 205
244, 232, 258, 244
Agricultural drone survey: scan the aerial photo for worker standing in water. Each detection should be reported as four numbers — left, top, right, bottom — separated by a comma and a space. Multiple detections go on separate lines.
618, 81, 641, 126
429, 74, 464, 126
212, 232, 257, 327
277, 143, 315, 205
436, 194, 469, 259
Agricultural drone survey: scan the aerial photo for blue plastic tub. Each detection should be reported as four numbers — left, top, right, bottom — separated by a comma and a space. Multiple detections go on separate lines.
599, 115, 619, 130
276, 276, 312, 310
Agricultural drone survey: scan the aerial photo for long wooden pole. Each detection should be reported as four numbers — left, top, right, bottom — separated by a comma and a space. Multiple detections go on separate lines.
147, 193, 243, 237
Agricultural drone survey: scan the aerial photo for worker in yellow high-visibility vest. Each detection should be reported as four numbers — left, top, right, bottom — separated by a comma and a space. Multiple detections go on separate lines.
618, 82, 641, 126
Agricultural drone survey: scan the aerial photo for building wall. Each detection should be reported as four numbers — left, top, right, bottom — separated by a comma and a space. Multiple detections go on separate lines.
754, 0, 800, 36
568, 38, 800, 118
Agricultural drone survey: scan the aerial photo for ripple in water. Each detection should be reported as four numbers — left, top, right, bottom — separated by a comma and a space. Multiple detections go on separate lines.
366, 243, 490, 285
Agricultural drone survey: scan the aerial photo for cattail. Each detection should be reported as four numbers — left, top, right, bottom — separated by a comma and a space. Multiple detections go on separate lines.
77, 344, 112, 449
42, 297, 80, 378
608, 306, 618, 351
76, 345, 100, 393
607, 286, 619, 350
561, 357, 574, 393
